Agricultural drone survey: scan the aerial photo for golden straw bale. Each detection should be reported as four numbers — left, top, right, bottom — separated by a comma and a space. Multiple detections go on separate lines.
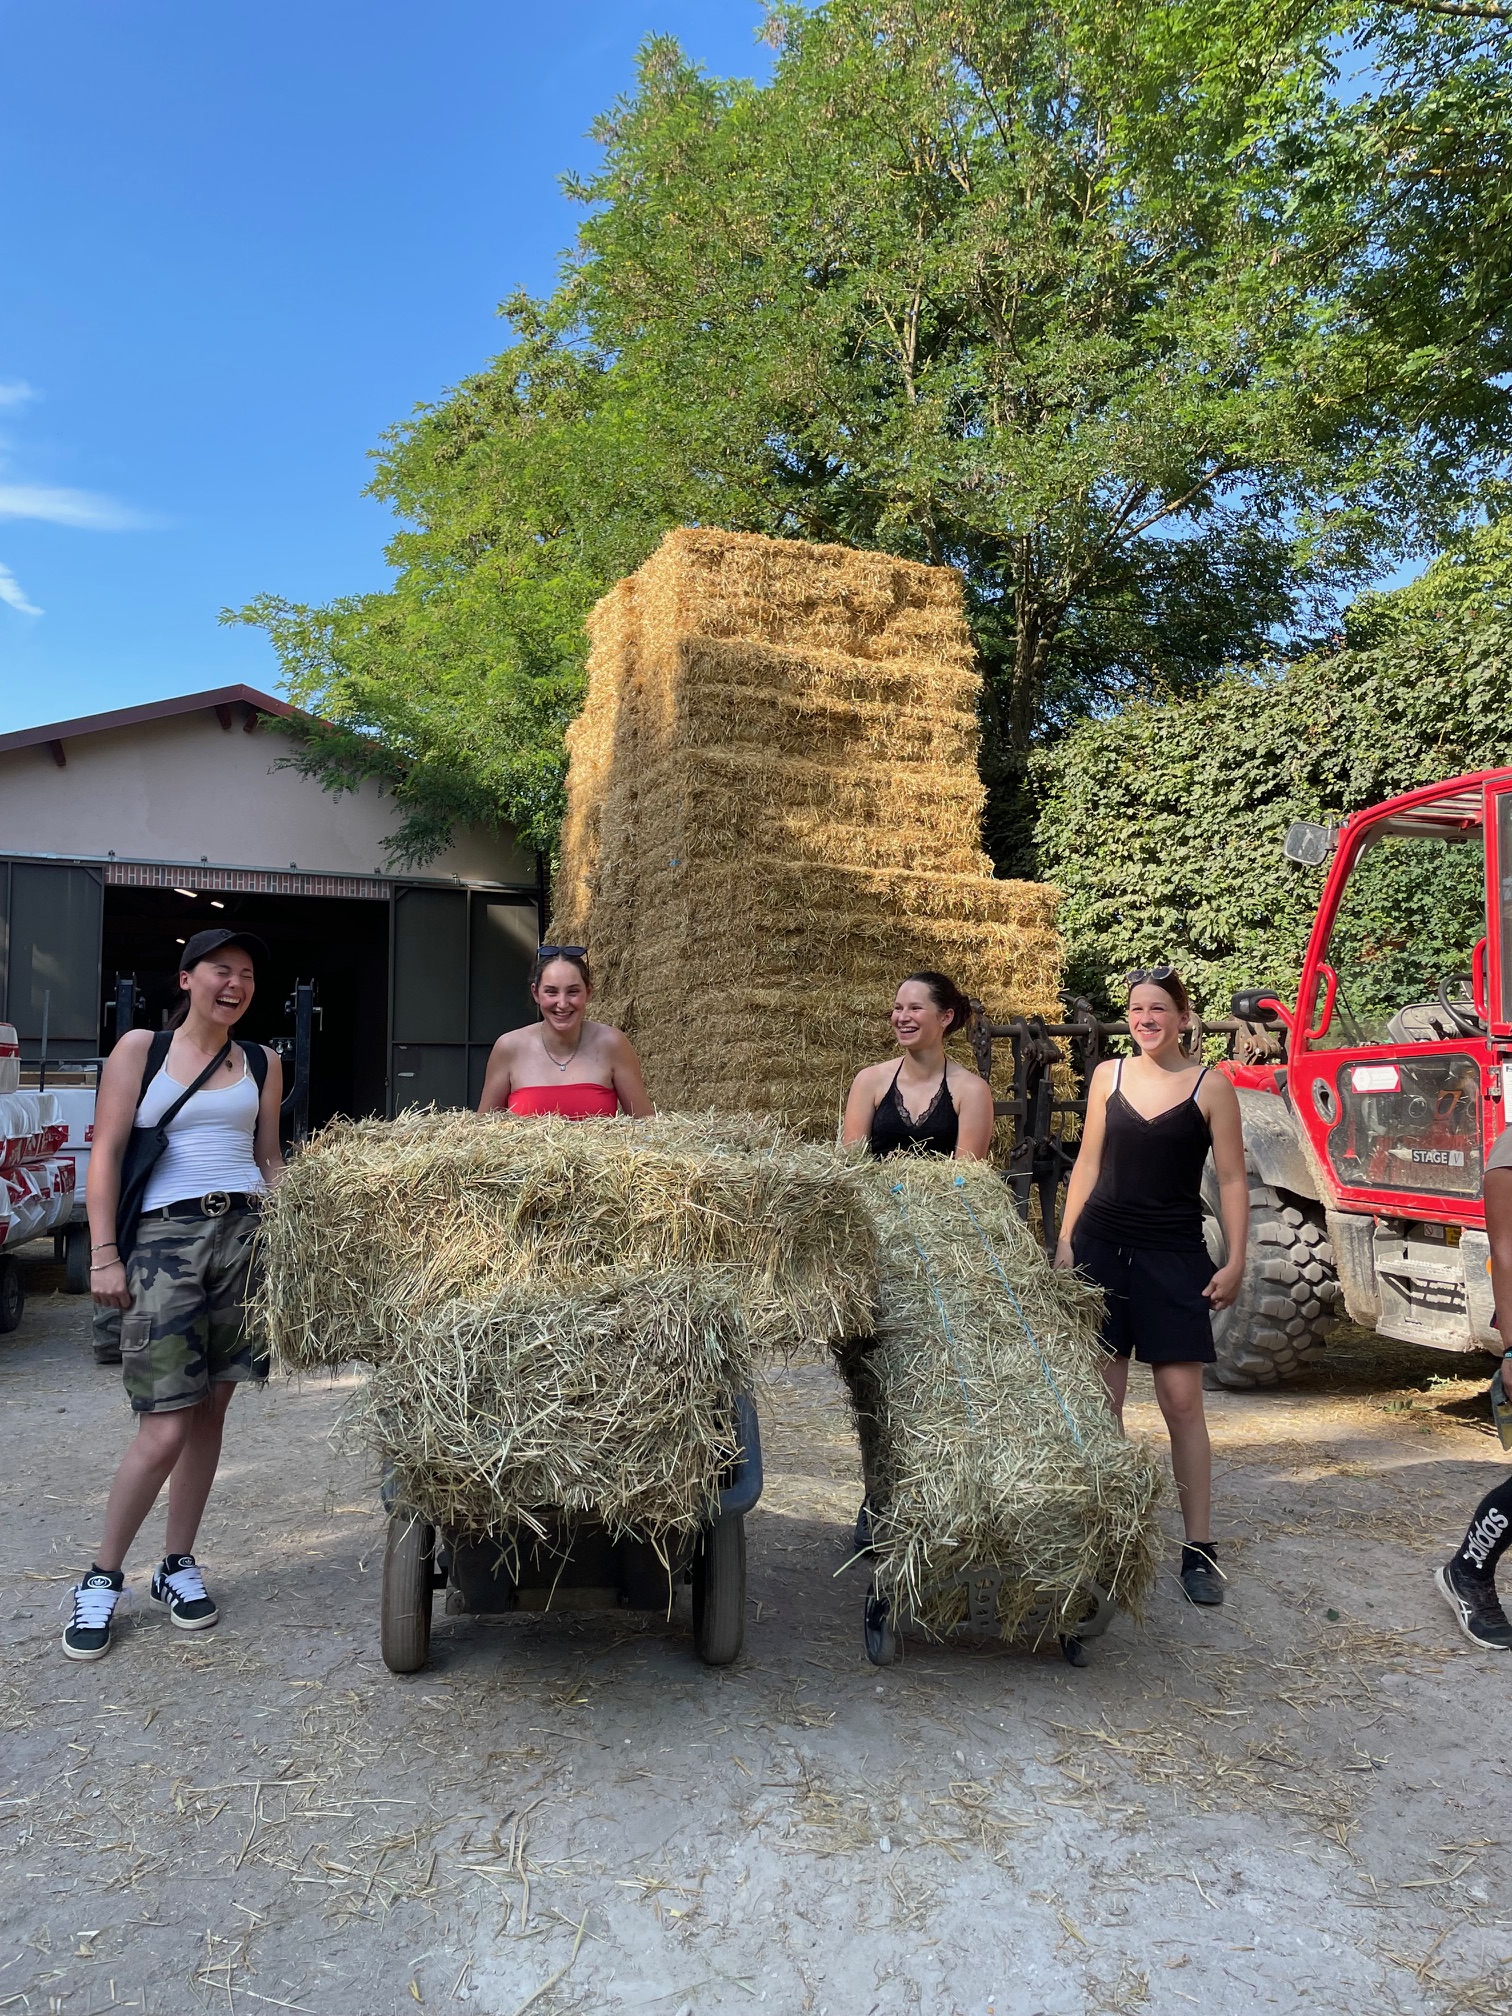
841, 1156, 1165, 1639
550, 527, 1063, 1134
634, 525, 976, 667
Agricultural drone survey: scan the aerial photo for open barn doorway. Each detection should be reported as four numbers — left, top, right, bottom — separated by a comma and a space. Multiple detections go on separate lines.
100, 886, 390, 1128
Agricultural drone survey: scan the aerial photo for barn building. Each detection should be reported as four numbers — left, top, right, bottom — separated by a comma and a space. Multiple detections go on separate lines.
0, 685, 540, 1124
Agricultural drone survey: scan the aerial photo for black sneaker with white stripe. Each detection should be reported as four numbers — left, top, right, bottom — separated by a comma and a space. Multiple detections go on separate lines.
150, 1554, 219, 1631
63, 1568, 125, 1661
1435, 1559, 1512, 1651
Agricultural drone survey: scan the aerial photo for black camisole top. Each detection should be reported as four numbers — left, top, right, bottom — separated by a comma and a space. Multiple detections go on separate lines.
1077, 1058, 1211, 1251
867, 1058, 960, 1158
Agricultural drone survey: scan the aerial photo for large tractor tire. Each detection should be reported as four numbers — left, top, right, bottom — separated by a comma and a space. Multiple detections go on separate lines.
1201, 1162, 1343, 1389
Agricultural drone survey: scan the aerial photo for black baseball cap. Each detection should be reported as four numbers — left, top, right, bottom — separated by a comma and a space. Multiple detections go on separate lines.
180, 927, 270, 972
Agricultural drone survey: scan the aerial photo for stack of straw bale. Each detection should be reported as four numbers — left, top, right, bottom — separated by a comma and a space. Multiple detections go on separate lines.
551, 528, 1062, 1136
250, 1109, 877, 1544
840, 1156, 1165, 1640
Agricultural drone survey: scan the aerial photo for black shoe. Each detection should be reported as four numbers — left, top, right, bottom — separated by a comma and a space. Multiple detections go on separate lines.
1435, 1560, 1512, 1650
92, 1345, 122, 1366
150, 1554, 219, 1631
853, 1499, 874, 1555
63, 1567, 125, 1661
1180, 1543, 1224, 1606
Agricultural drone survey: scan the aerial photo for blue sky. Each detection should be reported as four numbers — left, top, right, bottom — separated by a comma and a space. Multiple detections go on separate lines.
0, 1, 773, 731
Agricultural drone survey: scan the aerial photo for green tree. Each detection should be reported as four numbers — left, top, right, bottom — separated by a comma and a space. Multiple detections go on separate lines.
1034, 515, 1512, 1017
236, 0, 1512, 868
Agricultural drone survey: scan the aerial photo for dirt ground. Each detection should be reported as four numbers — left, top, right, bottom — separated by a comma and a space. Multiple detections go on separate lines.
4, 1280, 1512, 2016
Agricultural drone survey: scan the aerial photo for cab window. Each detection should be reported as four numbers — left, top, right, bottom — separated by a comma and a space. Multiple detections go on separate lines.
1315, 828, 1485, 1048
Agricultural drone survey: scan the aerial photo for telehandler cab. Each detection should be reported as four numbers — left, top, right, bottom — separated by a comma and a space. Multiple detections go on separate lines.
972, 768, 1511, 1387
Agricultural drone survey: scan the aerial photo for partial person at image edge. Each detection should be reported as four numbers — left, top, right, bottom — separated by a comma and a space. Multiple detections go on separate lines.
1436, 1126, 1512, 1650
63, 929, 284, 1661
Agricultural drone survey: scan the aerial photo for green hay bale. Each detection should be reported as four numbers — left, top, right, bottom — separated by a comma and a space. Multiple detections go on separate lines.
250, 1108, 878, 1543
842, 1157, 1166, 1641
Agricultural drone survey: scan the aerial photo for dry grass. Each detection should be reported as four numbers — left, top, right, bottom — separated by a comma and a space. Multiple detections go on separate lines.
550, 526, 1064, 1138
839, 1157, 1166, 1640
250, 1108, 878, 1541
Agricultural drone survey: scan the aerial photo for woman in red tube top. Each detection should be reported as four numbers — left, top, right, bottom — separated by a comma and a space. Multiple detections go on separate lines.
477, 946, 654, 1120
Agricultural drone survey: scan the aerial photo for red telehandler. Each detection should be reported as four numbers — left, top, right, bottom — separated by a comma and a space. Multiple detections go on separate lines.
972, 768, 1510, 1387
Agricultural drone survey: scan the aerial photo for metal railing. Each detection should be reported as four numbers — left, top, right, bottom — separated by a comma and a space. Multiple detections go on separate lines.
966, 995, 1285, 1249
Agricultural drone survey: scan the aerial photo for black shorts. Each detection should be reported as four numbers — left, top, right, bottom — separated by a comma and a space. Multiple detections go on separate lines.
1071, 1230, 1216, 1366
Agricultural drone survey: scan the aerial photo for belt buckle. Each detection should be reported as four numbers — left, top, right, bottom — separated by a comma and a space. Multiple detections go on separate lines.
202, 1190, 230, 1219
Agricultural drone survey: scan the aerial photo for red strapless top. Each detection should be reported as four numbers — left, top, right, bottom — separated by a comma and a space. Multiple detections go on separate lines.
506, 1083, 620, 1120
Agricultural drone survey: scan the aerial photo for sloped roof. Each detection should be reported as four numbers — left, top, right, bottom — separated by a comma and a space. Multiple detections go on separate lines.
0, 685, 297, 759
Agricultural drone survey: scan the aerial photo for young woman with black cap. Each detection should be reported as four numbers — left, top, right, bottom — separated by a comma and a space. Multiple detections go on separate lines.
63, 929, 284, 1661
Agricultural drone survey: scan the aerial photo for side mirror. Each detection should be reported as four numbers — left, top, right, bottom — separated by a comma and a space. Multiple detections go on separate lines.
1283, 820, 1336, 867
1231, 989, 1280, 1022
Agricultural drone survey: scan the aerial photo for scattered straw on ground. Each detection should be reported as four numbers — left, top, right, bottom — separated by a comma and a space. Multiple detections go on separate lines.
839, 1157, 1165, 1641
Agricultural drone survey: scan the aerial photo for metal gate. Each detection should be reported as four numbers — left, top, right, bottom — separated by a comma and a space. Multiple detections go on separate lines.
0, 860, 104, 1062
390, 887, 539, 1113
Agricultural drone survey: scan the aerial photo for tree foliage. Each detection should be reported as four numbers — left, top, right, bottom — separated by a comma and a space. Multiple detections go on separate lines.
235, 0, 1512, 866
1034, 517, 1512, 1017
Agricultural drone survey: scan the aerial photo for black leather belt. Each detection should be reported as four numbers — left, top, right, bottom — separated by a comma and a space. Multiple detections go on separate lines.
141, 1191, 258, 1222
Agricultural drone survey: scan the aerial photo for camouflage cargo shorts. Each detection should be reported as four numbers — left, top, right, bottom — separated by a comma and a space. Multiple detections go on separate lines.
121, 1207, 266, 1414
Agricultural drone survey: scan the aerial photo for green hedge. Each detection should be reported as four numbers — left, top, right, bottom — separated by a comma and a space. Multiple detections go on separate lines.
1033, 531, 1512, 1018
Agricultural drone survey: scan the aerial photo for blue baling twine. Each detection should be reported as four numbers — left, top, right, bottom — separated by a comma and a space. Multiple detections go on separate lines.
889, 1183, 977, 1427
952, 1175, 1085, 1451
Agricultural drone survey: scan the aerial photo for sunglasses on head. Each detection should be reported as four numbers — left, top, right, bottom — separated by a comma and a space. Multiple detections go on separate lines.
535, 944, 588, 962
1125, 963, 1175, 987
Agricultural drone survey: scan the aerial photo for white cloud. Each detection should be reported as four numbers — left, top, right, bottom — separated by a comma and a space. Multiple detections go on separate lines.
0, 483, 154, 531
0, 381, 36, 409
0, 562, 42, 616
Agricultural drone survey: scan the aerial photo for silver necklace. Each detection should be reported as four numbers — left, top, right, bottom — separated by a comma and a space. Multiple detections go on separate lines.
540, 1026, 582, 1073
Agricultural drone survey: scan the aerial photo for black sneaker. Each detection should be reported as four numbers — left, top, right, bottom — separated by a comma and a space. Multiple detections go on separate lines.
1435, 1560, 1512, 1651
1181, 1543, 1224, 1606
63, 1568, 125, 1661
150, 1554, 219, 1631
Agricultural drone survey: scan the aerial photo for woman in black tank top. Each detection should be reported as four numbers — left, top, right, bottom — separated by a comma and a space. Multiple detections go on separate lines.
841, 971, 995, 1163
1055, 968, 1249, 1607
841, 971, 996, 1552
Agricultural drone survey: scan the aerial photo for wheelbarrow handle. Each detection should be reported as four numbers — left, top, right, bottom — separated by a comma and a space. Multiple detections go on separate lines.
718, 1391, 764, 1519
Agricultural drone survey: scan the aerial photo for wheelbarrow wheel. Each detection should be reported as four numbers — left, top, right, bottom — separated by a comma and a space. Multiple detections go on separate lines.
692, 1511, 745, 1666
0, 1257, 23, 1334
863, 1582, 898, 1667
1068, 1579, 1116, 1642
381, 1508, 434, 1675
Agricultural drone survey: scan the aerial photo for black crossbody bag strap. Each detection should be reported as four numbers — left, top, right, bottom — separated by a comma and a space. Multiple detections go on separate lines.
114, 1036, 234, 1262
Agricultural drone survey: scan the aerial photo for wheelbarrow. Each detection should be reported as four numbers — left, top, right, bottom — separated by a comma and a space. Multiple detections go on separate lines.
861, 1563, 1116, 1669
379, 1393, 763, 1675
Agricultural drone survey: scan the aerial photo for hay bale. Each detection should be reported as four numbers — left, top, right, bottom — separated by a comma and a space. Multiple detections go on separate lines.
549, 527, 1064, 1137
353, 1270, 755, 1542
842, 1156, 1165, 1640
251, 1108, 878, 1541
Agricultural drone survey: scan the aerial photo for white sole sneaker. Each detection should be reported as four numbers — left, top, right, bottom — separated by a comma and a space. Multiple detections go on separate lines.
61, 1630, 113, 1662
149, 1588, 219, 1631
1434, 1563, 1512, 1650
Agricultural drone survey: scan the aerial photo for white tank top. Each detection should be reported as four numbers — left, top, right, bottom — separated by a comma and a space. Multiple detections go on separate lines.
135, 1052, 266, 1210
